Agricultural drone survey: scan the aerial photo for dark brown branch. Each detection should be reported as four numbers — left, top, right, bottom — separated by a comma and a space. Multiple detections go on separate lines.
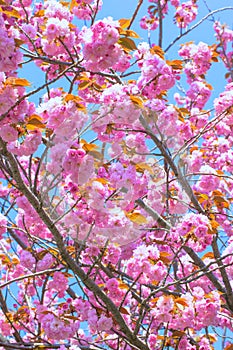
0, 290, 23, 343
0, 268, 62, 289
212, 236, 233, 310
7, 227, 28, 250
157, 0, 163, 47
136, 198, 171, 229
127, 0, 143, 30
183, 245, 226, 295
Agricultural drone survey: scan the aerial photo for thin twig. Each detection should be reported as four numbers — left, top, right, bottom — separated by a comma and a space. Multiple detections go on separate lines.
127, 0, 144, 30
165, 7, 233, 52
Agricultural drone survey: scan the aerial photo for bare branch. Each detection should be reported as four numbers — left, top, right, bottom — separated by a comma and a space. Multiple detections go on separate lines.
165, 7, 233, 52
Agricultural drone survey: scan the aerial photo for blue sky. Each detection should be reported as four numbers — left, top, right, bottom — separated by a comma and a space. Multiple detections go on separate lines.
24, 0, 233, 107
98, 0, 233, 99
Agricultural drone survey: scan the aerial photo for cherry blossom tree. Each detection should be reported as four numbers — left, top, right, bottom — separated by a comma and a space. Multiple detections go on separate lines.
0, 0, 233, 349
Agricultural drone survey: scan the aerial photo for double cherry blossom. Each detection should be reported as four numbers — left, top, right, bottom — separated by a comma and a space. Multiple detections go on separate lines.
0, 0, 233, 349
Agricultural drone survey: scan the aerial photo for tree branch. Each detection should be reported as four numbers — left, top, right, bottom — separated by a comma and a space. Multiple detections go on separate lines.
139, 114, 205, 214
127, 0, 144, 30
165, 7, 233, 53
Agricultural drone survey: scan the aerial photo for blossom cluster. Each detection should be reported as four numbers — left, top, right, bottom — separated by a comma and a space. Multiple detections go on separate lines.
0, 0, 233, 349
81, 17, 130, 72
0, 13, 22, 72
136, 43, 176, 99
174, 1, 198, 28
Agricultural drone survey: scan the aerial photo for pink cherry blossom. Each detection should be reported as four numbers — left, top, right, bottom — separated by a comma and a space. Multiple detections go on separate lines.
0, 1, 233, 349
0, 213, 7, 238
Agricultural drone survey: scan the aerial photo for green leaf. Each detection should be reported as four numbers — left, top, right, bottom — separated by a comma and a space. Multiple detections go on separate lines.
118, 37, 137, 52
